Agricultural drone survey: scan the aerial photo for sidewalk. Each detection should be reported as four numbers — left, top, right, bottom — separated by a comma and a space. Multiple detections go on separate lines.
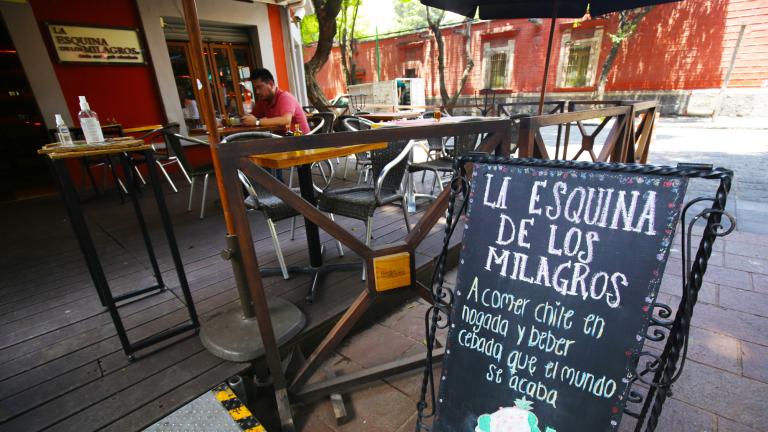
296, 230, 768, 432
657, 116, 768, 130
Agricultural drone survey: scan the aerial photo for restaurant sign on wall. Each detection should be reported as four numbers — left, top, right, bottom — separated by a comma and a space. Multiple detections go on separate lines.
46, 23, 145, 64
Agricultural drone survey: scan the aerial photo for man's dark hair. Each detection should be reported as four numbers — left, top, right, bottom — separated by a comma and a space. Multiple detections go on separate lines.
250, 68, 275, 83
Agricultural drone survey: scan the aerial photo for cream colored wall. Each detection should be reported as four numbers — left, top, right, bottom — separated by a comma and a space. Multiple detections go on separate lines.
136, 0, 276, 134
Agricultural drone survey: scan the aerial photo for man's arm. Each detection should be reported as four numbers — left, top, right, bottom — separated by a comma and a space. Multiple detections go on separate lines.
241, 112, 292, 127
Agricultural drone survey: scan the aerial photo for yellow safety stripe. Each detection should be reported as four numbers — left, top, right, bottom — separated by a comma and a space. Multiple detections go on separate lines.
211, 383, 267, 432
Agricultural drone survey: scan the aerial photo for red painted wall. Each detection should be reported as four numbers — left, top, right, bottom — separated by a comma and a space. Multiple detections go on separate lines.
306, 0, 768, 100
268, 4, 291, 92
29, 0, 165, 129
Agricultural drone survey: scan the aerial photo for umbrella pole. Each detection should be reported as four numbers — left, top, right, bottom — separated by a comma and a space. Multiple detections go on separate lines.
538, 0, 559, 115
180, 1, 296, 430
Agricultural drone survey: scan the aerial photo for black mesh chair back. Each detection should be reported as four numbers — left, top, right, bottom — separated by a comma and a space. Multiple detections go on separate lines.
370, 140, 410, 198
160, 125, 197, 172
222, 132, 292, 218
447, 118, 483, 158
312, 112, 336, 134
340, 116, 372, 132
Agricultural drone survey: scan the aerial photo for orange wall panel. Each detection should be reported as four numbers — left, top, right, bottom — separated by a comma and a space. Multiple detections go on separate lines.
268, 4, 290, 92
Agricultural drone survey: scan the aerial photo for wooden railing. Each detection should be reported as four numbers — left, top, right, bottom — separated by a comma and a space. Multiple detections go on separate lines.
215, 119, 513, 412
514, 100, 659, 164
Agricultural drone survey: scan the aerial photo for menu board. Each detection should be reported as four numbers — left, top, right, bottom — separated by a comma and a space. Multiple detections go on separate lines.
434, 163, 687, 432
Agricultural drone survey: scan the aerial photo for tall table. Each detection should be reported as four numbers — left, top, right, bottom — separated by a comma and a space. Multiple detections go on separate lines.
249, 142, 387, 302
40, 139, 199, 360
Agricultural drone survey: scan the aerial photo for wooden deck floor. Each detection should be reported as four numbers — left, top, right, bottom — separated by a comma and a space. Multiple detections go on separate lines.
0, 167, 462, 431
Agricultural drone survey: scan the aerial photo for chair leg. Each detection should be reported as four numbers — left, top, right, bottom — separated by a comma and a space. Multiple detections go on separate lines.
289, 166, 295, 188
329, 213, 344, 257
401, 198, 411, 233
362, 217, 373, 281
188, 176, 196, 212
134, 165, 147, 185
267, 218, 290, 280
342, 156, 349, 180
290, 216, 296, 240
199, 173, 209, 219
176, 159, 192, 185
157, 160, 178, 193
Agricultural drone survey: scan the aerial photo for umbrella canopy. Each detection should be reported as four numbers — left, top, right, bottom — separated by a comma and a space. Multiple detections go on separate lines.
420, 0, 682, 113
420, 0, 679, 19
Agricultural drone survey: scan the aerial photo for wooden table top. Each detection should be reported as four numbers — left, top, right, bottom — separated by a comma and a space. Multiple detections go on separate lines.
382, 115, 491, 127
358, 111, 423, 122
249, 142, 387, 169
38, 138, 150, 160
189, 125, 284, 136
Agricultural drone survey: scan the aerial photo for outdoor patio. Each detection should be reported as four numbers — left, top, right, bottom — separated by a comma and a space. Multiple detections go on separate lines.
1, 118, 767, 432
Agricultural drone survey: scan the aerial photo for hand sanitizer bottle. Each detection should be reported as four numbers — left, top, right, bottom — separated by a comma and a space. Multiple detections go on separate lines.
78, 96, 104, 144
55, 114, 74, 146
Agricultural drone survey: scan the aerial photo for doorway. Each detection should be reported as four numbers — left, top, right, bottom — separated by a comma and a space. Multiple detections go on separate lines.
167, 41, 256, 130
0, 16, 52, 201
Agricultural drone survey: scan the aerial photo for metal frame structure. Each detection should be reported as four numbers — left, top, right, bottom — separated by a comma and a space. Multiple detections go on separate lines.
48, 150, 200, 361
415, 155, 735, 432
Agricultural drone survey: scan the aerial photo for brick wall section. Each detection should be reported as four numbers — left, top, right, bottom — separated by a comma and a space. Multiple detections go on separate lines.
304, 0, 768, 100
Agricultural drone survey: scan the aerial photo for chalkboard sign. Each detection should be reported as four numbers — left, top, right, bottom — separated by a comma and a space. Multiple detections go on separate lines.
435, 163, 688, 432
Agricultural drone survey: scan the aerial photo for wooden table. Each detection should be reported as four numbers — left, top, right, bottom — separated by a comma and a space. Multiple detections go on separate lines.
250, 142, 387, 301
357, 111, 423, 122
39, 139, 199, 359
189, 124, 284, 136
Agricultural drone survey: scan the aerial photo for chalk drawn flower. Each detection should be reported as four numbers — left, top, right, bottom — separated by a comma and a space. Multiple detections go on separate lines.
475, 398, 556, 432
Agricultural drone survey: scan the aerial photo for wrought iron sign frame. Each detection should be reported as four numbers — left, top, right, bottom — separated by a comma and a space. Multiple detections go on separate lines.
416, 156, 735, 432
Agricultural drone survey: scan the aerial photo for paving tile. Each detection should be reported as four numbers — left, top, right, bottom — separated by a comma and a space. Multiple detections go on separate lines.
752, 274, 768, 295
383, 301, 431, 344
719, 286, 768, 318
724, 254, 768, 276
671, 360, 768, 430
338, 324, 421, 369
665, 258, 753, 290
688, 302, 768, 347
725, 231, 768, 247
718, 416, 762, 432
617, 397, 715, 432
741, 341, 768, 384
684, 327, 742, 375
725, 241, 768, 260
659, 273, 718, 305
395, 412, 418, 432
324, 382, 419, 432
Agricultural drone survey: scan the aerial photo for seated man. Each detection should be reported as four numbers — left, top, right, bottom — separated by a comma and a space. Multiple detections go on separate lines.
241, 68, 310, 135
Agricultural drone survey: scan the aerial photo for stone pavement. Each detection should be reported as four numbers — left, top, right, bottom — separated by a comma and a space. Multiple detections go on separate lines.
297, 229, 768, 431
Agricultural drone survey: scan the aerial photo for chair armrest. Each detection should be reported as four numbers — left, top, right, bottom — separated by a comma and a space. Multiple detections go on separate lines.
174, 133, 210, 146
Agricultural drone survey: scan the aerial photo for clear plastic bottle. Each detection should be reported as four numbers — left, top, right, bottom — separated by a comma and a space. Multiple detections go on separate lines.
77, 96, 104, 144
55, 114, 74, 146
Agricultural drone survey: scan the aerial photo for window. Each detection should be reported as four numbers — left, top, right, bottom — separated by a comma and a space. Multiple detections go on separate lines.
405, 68, 417, 78
166, 41, 255, 128
556, 28, 604, 88
482, 39, 515, 89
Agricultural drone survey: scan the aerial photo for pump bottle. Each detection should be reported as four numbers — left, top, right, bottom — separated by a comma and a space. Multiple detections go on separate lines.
78, 96, 104, 144
55, 114, 74, 146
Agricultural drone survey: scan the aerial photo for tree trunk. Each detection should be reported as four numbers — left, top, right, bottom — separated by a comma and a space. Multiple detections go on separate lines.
428, 10, 474, 115
447, 19, 474, 109
306, 0, 343, 111
596, 7, 654, 99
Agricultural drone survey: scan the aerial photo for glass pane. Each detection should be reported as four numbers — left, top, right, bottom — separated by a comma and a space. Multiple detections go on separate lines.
565, 44, 591, 87
489, 52, 507, 88
212, 47, 238, 117
233, 47, 253, 114
167, 44, 201, 129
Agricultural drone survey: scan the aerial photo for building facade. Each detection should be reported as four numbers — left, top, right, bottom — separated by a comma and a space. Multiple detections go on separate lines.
0, 0, 307, 200
306, 0, 768, 116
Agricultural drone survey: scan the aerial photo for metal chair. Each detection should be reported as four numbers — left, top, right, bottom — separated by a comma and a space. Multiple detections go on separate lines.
407, 118, 482, 201
318, 139, 415, 280
133, 123, 192, 193
160, 129, 215, 219
224, 131, 343, 280
340, 116, 374, 183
